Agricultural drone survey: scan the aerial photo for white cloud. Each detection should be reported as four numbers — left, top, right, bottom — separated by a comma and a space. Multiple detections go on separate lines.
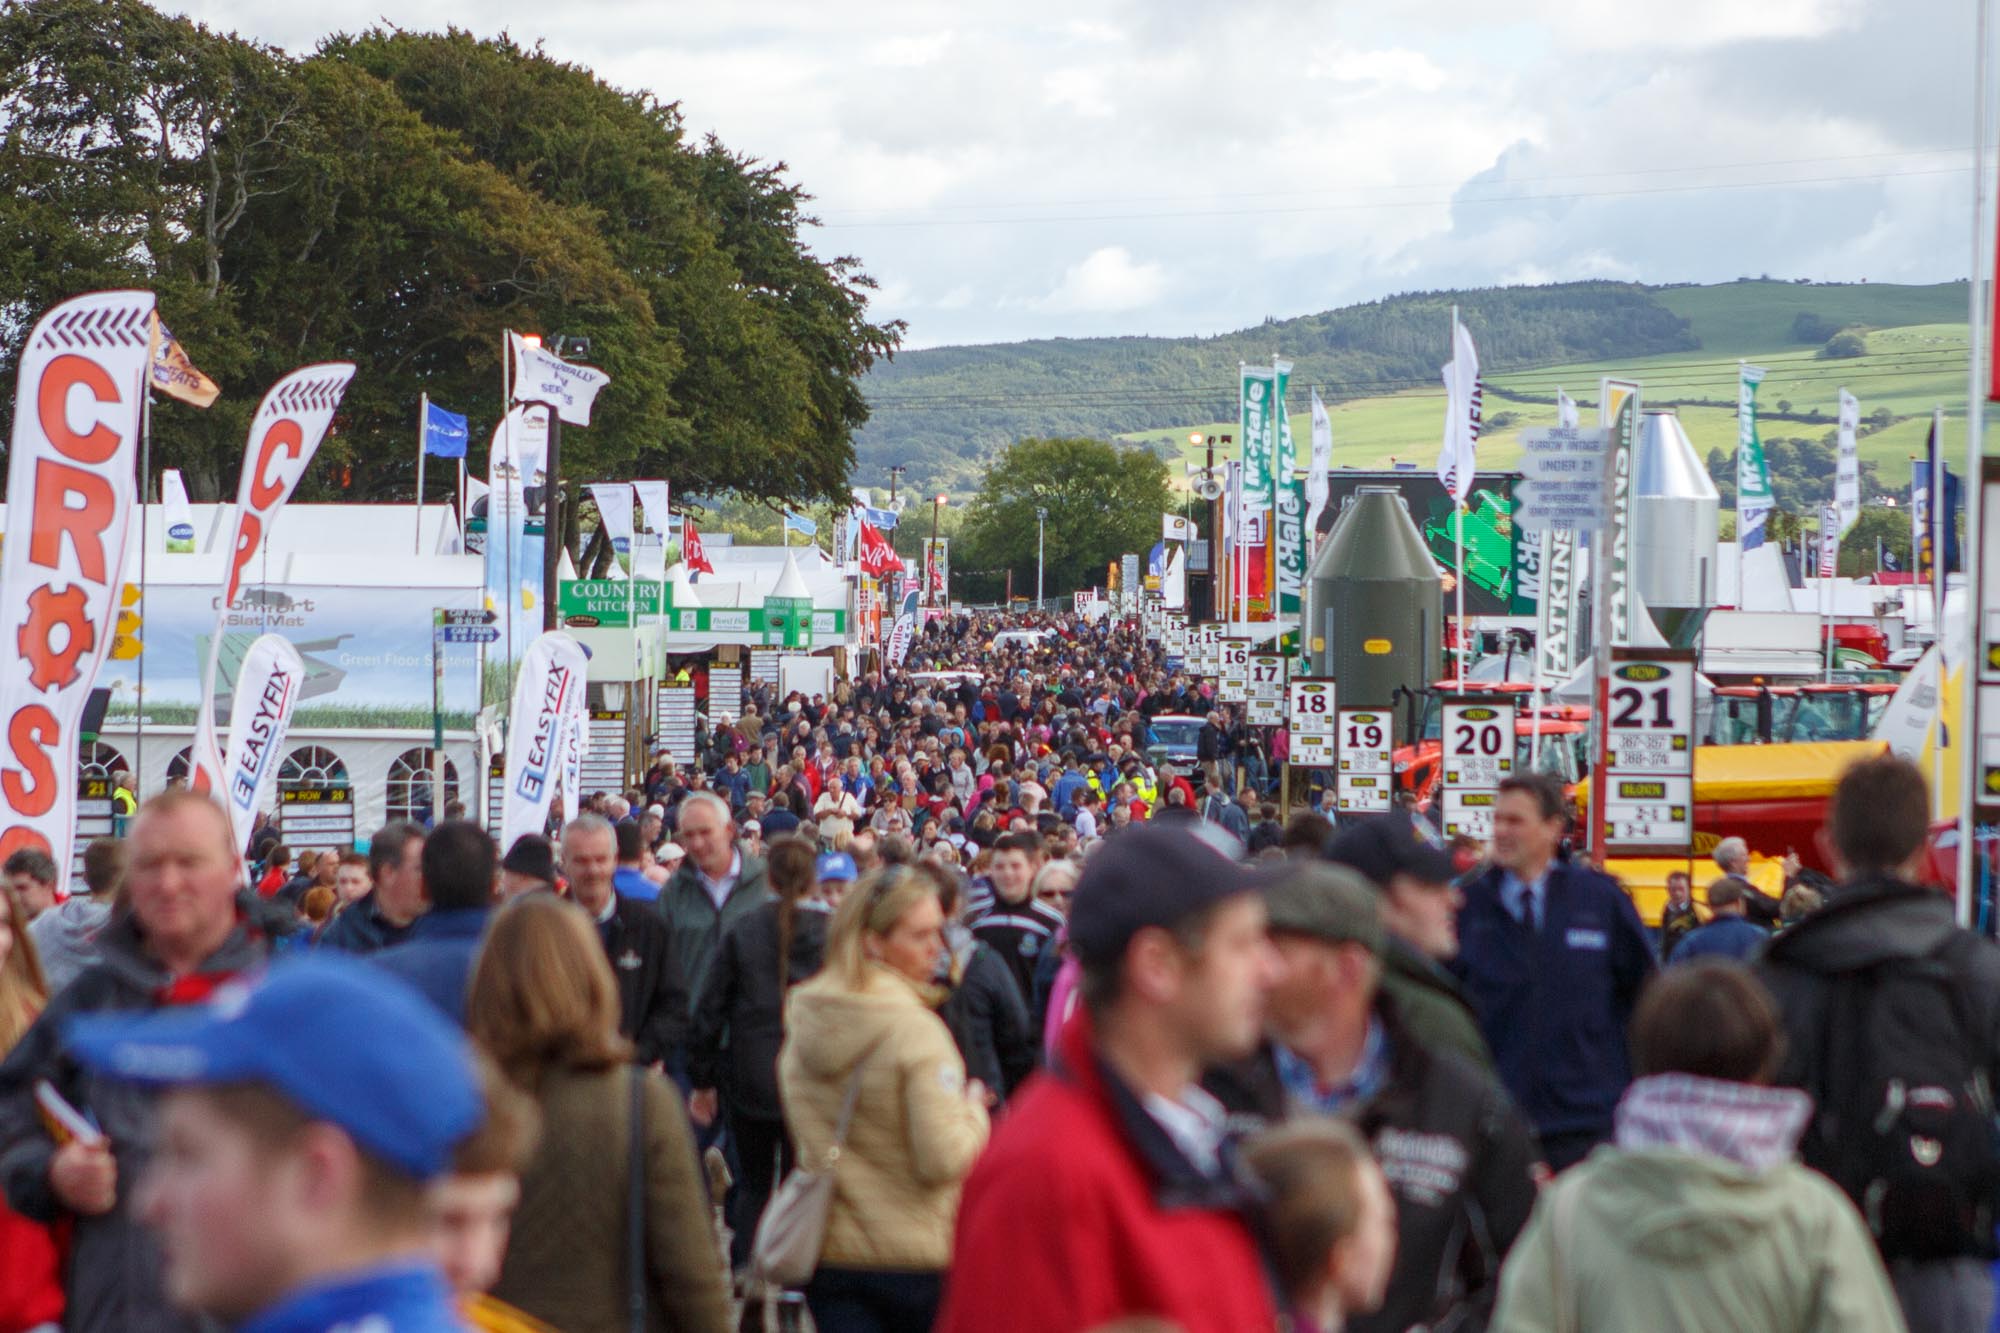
1038, 246, 1167, 312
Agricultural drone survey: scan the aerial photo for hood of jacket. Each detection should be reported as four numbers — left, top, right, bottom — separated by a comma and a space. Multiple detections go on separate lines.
786, 963, 935, 1083
1761, 873, 1956, 972
1561, 1144, 1825, 1266
34, 894, 113, 954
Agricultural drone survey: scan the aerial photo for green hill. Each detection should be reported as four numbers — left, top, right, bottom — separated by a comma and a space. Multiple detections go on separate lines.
856, 279, 1969, 494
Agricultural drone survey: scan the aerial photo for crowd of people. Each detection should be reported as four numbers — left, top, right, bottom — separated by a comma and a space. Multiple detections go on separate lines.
0, 607, 1995, 1333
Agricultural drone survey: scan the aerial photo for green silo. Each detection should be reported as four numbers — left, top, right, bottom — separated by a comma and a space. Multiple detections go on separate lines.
1305, 486, 1442, 709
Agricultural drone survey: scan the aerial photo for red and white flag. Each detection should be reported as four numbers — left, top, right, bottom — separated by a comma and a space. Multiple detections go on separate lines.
683, 518, 715, 575
858, 521, 901, 577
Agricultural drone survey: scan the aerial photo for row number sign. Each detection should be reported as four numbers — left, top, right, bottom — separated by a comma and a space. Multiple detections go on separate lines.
1218, 638, 1251, 702
1603, 649, 1696, 853
1336, 705, 1395, 813
1288, 678, 1336, 766
1440, 699, 1515, 839
1246, 653, 1288, 725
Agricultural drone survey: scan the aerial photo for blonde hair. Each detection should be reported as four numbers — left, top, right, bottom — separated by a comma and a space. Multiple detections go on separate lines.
1242, 1116, 1377, 1301
468, 895, 632, 1089
824, 863, 947, 990
0, 886, 47, 1053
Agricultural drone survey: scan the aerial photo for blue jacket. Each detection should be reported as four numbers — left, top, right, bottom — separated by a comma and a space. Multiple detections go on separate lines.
370, 909, 490, 1026
613, 865, 660, 903
1052, 769, 1089, 814
1451, 859, 1656, 1142
1668, 914, 1767, 965
238, 1262, 466, 1333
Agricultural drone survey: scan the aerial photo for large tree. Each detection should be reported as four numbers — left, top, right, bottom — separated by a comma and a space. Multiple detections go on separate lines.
958, 437, 1172, 603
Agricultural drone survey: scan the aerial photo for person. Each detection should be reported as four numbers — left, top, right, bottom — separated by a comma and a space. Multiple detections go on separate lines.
1325, 812, 1492, 1070
687, 834, 829, 1269
1757, 754, 2000, 1333
779, 864, 992, 1332
0, 885, 60, 1333
814, 775, 863, 845
1207, 862, 1539, 1333
275, 849, 319, 906
1, 849, 58, 922
1452, 774, 1655, 1171
30, 835, 124, 996
430, 1055, 555, 1332
318, 821, 428, 953
1667, 876, 1765, 964
0, 790, 272, 1333
611, 820, 661, 904
1710, 835, 1782, 930
1199, 773, 1249, 843
563, 815, 689, 1069
937, 824, 1281, 1333
254, 842, 291, 898
470, 894, 731, 1333
1032, 858, 1079, 917
817, 849, 859, 907
373, 820, 500, 1025
657, 793, 772, 1006
1489, 960, 1906, 1332
497, 835, 557, 902
935, 864, 1035, 1103
334, 849, 373, 908
965, 830, 1064, 1027
110, 769, 138, 821
1242, 1117, 1399, 1333
1779, 880, 1823, 926
1657, 870, 1700, 961
63, 954, 485, 1331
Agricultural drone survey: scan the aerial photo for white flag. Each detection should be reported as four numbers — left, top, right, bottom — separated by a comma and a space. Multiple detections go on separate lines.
1556, 388, 1580, 430
587, 483, 636, 573
508, 331, 610, 427
1837, 389, 1861, 536
1436, 317, 1482, 502
162, 469, 196, 553
1163, 545, 1188, 610
500, 631, 589, 853
1305, 386, 1333, 543
632, 480, 671, 581
218, 634, 304, 857
887, 612, 917, 667
1163, 513, 1194, 542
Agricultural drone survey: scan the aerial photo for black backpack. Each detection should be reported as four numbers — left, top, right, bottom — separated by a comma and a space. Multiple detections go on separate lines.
1798, 939, 2000, 1260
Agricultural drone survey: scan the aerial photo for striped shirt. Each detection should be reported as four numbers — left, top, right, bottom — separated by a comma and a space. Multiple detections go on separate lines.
967, 895, 1066, 1006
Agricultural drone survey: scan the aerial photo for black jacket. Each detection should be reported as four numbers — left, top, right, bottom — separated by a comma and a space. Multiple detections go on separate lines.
595, 894, 691, 1068
0, 913, 269, 1333
938, 929, 1034, 1101
314, 889, 416, 954
1207, 997, 1542, 1333
1716, 871, 1782, 930
687, 899, 827, 1121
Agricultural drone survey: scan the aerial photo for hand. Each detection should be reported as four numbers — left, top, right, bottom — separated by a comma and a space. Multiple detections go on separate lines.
688, 1088, 719, 1128
51, 1140, 116, 1216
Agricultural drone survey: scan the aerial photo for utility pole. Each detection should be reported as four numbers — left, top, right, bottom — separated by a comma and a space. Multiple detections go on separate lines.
1036, 506, 1047, 609
888, 465, 905, 508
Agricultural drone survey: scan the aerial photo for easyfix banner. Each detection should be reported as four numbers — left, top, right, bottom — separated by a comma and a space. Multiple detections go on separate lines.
500, 630, 588, 853
219, 633, 304, 856
190, 362, 356, 798
0, 290, 154, 868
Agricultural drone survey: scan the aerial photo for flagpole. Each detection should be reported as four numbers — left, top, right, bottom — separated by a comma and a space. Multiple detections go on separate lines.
1737, 360, 1747, 610
1822, 511, 1834, 683
415, 392, 428, 557
135, 379, 152, 802
1451, 307, 1467, 682
1932, 403, 1948, 820
1959, 0, 1993, 924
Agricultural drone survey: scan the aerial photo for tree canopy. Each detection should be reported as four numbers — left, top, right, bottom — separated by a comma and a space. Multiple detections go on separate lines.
0, 1, 900, 505
956, 437, 1172, 603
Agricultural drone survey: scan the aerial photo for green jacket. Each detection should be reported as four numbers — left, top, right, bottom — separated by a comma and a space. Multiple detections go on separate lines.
657, 845, 771, 1007
1491, 1147, 1906, 1333
1381, 935, 1493, 1073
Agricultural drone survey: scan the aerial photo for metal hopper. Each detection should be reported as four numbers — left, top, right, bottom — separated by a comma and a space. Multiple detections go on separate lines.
1632, 410, 1719, 647
1305, 486, 1443, 708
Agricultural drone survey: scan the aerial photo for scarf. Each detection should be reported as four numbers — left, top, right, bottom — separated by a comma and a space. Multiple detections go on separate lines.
1613, 1073, 1812, 1175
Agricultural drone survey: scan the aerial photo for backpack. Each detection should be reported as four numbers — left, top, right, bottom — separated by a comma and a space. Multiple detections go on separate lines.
1797, 938, 2000, 1260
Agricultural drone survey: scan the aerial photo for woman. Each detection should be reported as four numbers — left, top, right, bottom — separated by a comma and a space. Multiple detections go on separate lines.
1490, 960, 1905, 1332
779, 865, 991, 1332
470, 895, 731, 1333
0, 888, 61, 1333
687, 835, 828, 1269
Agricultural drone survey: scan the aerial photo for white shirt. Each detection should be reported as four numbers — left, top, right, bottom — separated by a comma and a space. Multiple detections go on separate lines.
1142, 1083, 1230, 1177
698, 849, 743, 911
1074, 807, 1099, 841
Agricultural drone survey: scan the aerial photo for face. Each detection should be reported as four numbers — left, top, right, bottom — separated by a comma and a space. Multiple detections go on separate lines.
677, 802, 735, 875
429, 1172, 520, 1296
333, 863, 371, 906
128, 803, 242, 961
1173, 895, 1279, 1064
872, 892, 945, 985
376, 837, 427, 922
562, 827, 618, 910
1331, 1160, 1399, 1315
1666, 874, 1691, 905
989, 849, 1034, 903
6, 873, 55, 919
1489, 791, 1562, 876
136, 1092, 291, 1319
1382, 874, 1461, 960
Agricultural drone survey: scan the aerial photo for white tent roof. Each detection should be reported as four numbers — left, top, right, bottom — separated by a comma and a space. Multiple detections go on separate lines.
771, 551, 812, 599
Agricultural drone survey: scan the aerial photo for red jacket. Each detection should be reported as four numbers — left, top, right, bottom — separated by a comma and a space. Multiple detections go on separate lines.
937, 1008, 1278, 1333
0, 1202, 62, 1333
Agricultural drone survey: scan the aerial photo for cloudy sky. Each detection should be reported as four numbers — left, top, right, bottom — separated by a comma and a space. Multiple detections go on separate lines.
168, 0, 1979, 348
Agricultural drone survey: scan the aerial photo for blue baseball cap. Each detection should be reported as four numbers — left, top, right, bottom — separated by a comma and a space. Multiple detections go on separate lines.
817, 851, 859, 883
65, 955, 480, 1180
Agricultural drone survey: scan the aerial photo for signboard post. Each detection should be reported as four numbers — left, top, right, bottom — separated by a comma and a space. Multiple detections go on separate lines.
1439, 698, 1516, 839
1246, 653, 1288, 726
1601, 648, 1697, 854
1335, 705, 1395, 815
1218, 638, 1251, 703
1288, 678, 1337, 767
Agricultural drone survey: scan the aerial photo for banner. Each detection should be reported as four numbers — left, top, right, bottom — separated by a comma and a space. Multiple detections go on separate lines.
1436, 316, 1482, 502
683, 517, 715, 574
1600, 379, 1640, 649
190, 361, 357, 798
1238, 364, 1279, 615
1818, 503, 1840, 578
587, 483, 635, 574
858, 522, 901, 577
0, 290, 153, 867
1162, 544, 1187, 610
500, 631, 588, 853
422, 400, 469, 459
924, 537, 950, 604
1536, 528, 1579, 678
558, 670, 586, 826
630, 480, 670, 582
783, 511, 819, 539
146, 313, 220, 408
162, 469, 196, 554
1305, 386, 1332, 549
1736, 365, 1772, 552
485, 406, 546, 657
1275, 477, 1307, 620
886, 611, 917, 666
508, 331, 609, 427
1163, 513, 1194, 543
1556, 388, 1580, 430
1836, 389, 1860, 535
218, 633, 304, 856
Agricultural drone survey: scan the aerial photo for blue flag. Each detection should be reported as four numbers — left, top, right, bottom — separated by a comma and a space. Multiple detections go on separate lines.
424, 401, 469, 458
783, 511, 819, 538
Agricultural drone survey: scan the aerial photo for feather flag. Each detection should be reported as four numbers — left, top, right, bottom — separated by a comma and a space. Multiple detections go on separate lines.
1436, 317, 1482, 503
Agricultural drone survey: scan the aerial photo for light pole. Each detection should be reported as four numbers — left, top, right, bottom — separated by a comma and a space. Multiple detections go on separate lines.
1036, 507, 1047, 609
927, 494, 948, 608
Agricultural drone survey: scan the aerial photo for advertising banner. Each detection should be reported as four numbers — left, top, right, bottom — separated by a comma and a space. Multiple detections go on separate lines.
500, 631, 588, 853
162, 469, 196, 553
587, 483, 636, 574
218, 633, 304, 855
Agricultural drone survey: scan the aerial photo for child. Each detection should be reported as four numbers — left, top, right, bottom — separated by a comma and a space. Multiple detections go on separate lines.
1243, 1117, 1399, 1333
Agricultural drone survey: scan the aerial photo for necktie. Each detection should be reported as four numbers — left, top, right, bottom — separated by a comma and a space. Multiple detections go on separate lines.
1518, 886, 1537, 932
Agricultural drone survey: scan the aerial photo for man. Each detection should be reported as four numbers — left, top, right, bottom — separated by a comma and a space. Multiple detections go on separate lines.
1207, 863, 1539, 1333
333, 850, 373, 908
568, 815, 689, 1067
847, 827, 882, 876
1711, 835, 1782, 929
31, 837, 124, 996
497, 834, 557, 902
1073, 788, 1101, 843
612, 820, 661, 904
2, 847, 59, 921
966, 831, 1065, 1017
318, 821, 428, 953
109, 770, 138, 823
1667, 876, 1764, 964
1326, 812, 1492, 1070
1758, 754, 2000, 1333
815, 850, 858, 907
65, 955, 480, 1330
1199, 774, 1249, 844
938, 824, 1280, 1333
0, 790, 271, 1332
659, 792, 772, 1005
1658, 869, 1700, 961
373, 820, 500, 1025
1453, 773, 1655, 1170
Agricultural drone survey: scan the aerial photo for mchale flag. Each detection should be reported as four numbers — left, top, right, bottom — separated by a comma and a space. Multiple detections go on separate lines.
146, 312, 220, 408
1737, 364, 1773, 553
0, 290, 153, 871
858, 521, 901, 577
423, 400, 469, 459
1435, 315, 1482, 503
683, 518, 715, 575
